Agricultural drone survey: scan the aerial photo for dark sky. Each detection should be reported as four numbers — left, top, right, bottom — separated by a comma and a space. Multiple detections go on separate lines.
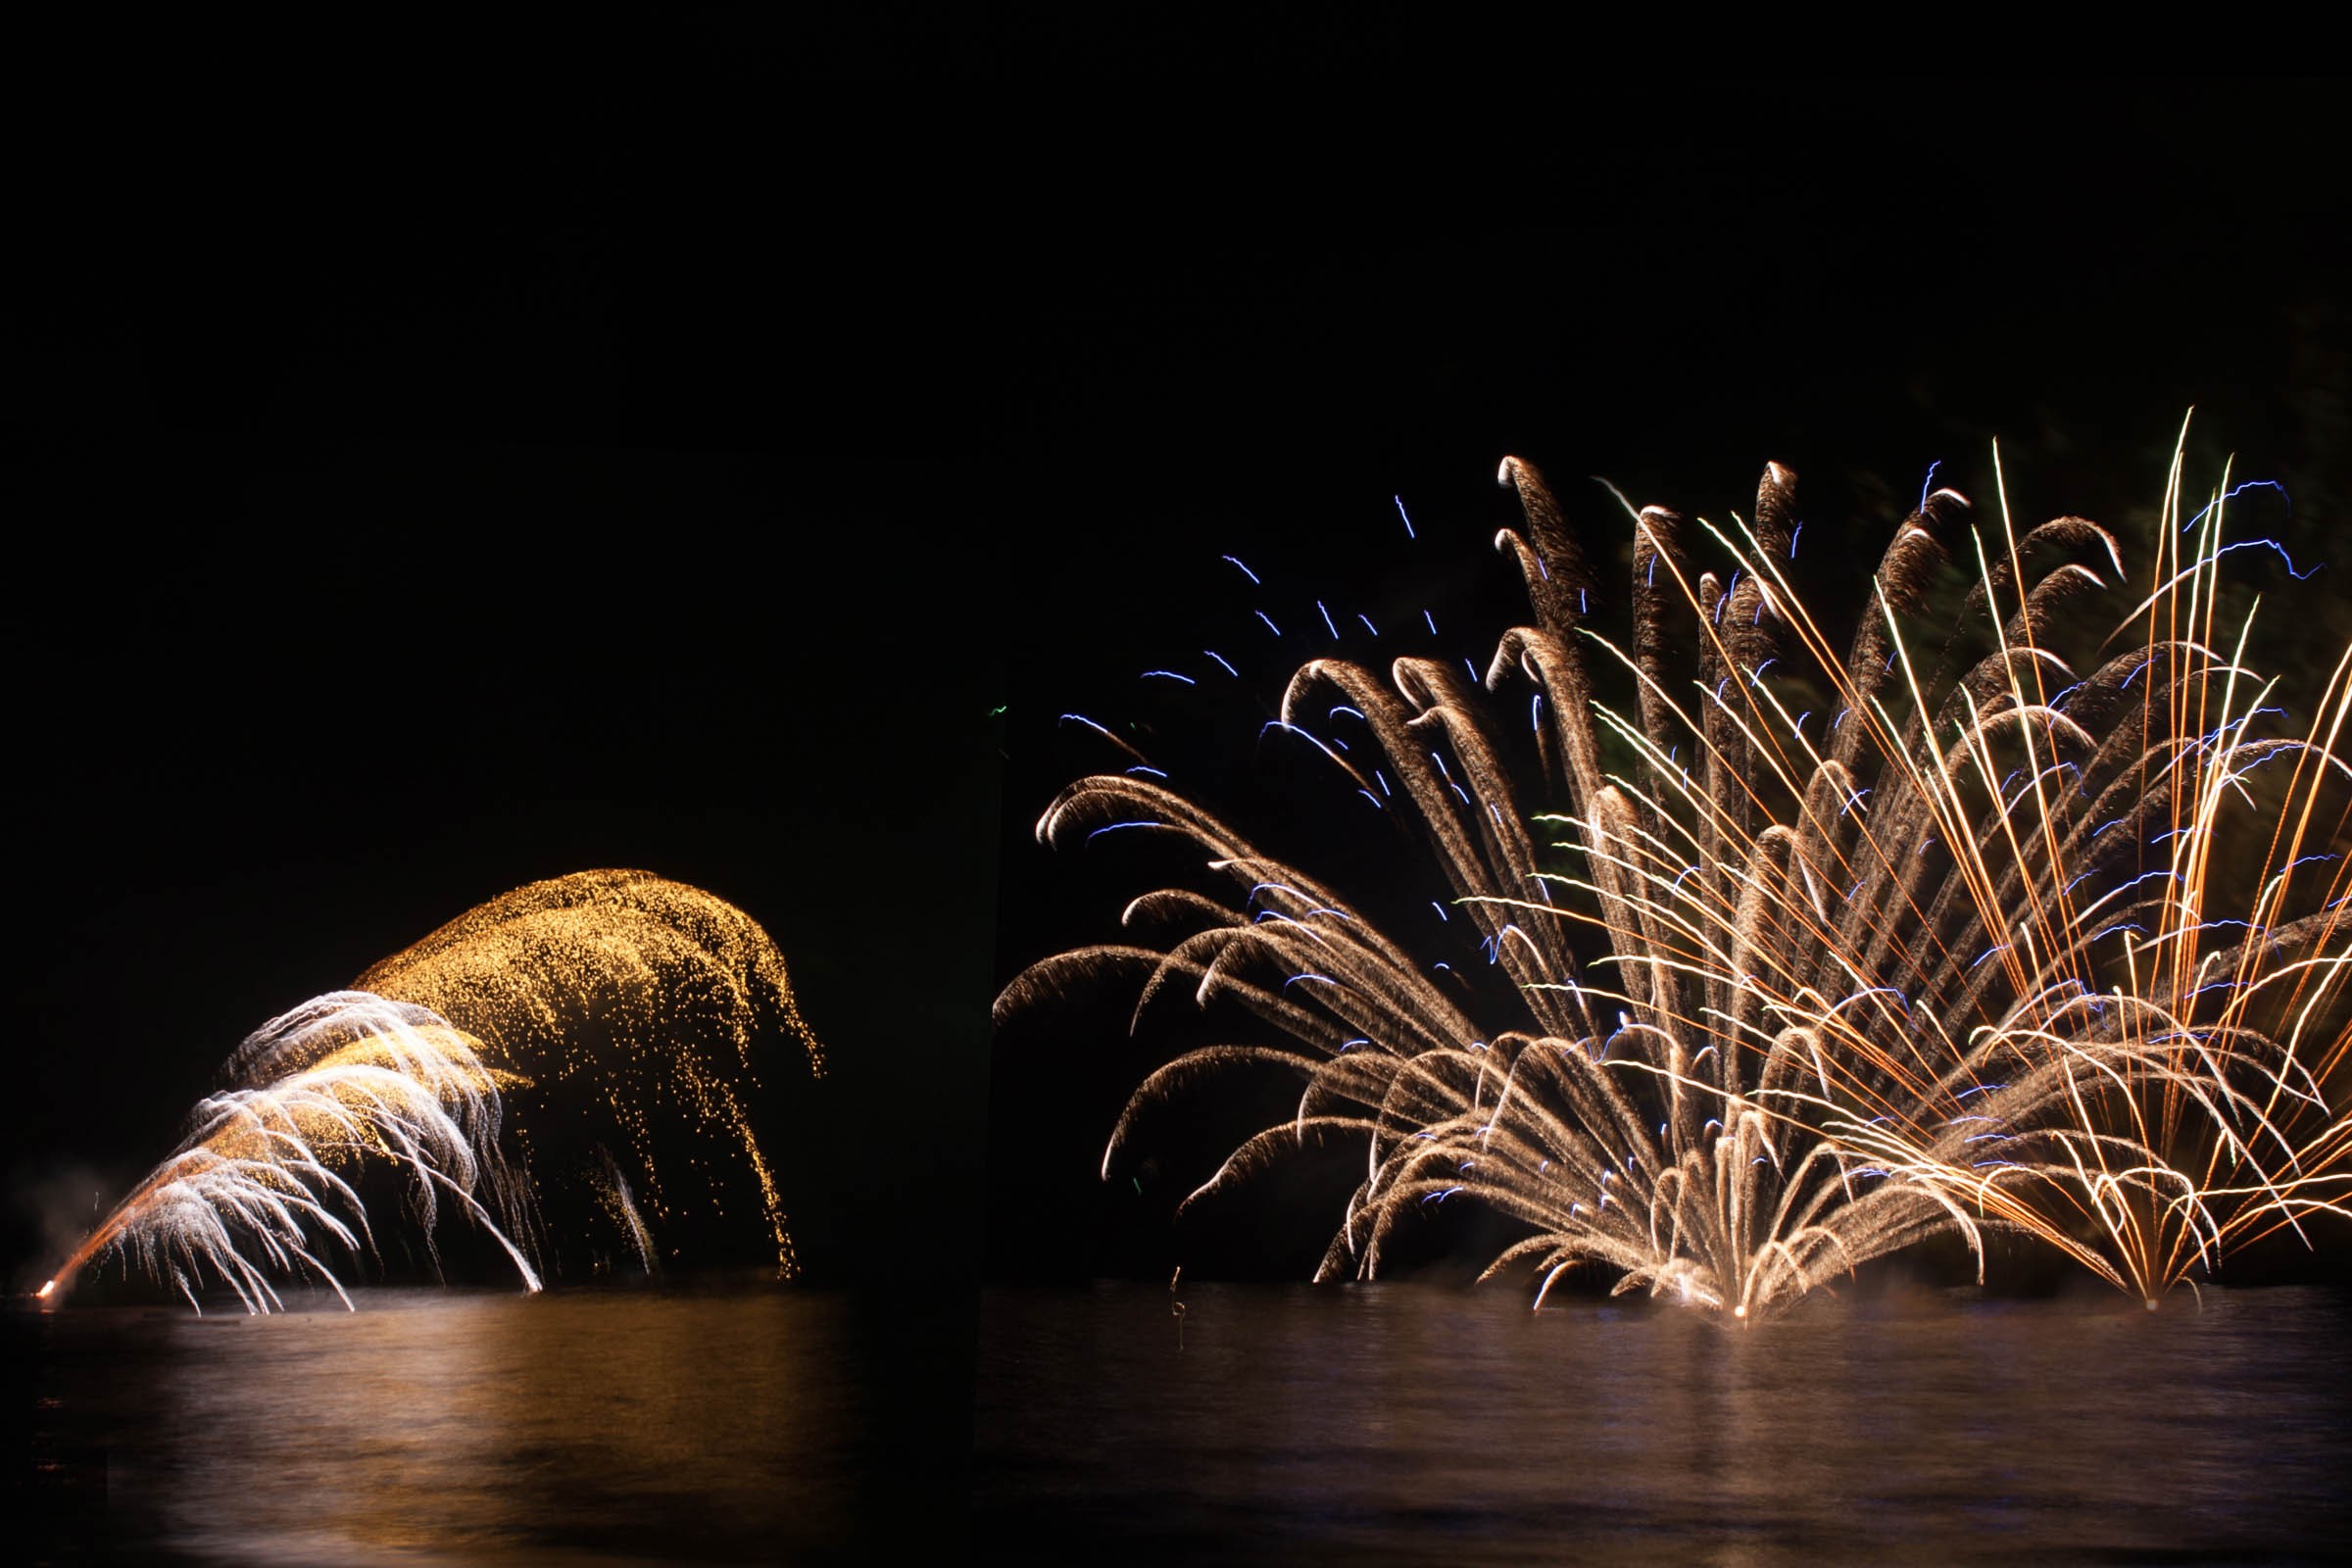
12, 56, 2349, 1292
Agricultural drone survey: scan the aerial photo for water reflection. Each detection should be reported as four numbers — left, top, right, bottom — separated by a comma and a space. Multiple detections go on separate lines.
25, 1287, 929, 1565
976, 1281, 2352, 1565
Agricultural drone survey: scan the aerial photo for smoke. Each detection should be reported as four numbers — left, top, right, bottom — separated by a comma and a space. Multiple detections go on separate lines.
12, 1162, 127, 1293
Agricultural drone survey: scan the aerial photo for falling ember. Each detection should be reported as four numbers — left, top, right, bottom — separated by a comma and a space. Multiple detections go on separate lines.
45, 871, 824, 1312
357, 870, 824, 1281
1001, 430, 2352, 1319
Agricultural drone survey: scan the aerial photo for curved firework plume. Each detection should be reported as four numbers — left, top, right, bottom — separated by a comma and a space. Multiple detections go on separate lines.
43, 870, 825, 1312
999, 438, 2352, 1319
356, 868, 824, 1280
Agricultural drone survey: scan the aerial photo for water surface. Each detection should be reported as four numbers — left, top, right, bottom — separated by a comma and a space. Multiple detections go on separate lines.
976, 1280, 2352, 1564
24, 1285, 967, 1566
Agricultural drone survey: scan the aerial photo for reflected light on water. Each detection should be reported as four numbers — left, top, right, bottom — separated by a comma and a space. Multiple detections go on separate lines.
977, 1281, 2352, 1566
28, 1290, 869, 1565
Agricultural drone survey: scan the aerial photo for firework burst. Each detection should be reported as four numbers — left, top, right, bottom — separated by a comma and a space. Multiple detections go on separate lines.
1000, 435, 2351, 1318
45, 870, 824, 1311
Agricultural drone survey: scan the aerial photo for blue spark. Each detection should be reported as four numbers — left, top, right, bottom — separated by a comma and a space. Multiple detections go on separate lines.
2183, 477, 2289, 534
2212, 537, 2322, 580
2109, 867, 2182, 900
1222, 554, 1261, 586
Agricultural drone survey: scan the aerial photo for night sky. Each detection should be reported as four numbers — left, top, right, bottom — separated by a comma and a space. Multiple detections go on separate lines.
13, 57, 2350, 1300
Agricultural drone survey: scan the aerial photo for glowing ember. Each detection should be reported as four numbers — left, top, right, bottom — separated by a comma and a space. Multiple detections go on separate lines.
357, 869, 823, 1280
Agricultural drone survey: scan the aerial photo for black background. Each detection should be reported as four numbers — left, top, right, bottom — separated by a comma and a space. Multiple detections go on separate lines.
13, 46, 2351, 1315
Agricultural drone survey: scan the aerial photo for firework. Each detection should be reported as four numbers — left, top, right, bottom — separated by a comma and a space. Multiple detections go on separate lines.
43, 992, 535, 1313
45, 870, 823, 1311
1000, 437, 2351, 1317
358, 869, 824, 1280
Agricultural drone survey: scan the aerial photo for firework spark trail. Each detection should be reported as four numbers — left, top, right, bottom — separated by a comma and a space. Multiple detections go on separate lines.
46, 871, 823, 1311
1000, 436, 2352, 1319
44, 993, 537, 1313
